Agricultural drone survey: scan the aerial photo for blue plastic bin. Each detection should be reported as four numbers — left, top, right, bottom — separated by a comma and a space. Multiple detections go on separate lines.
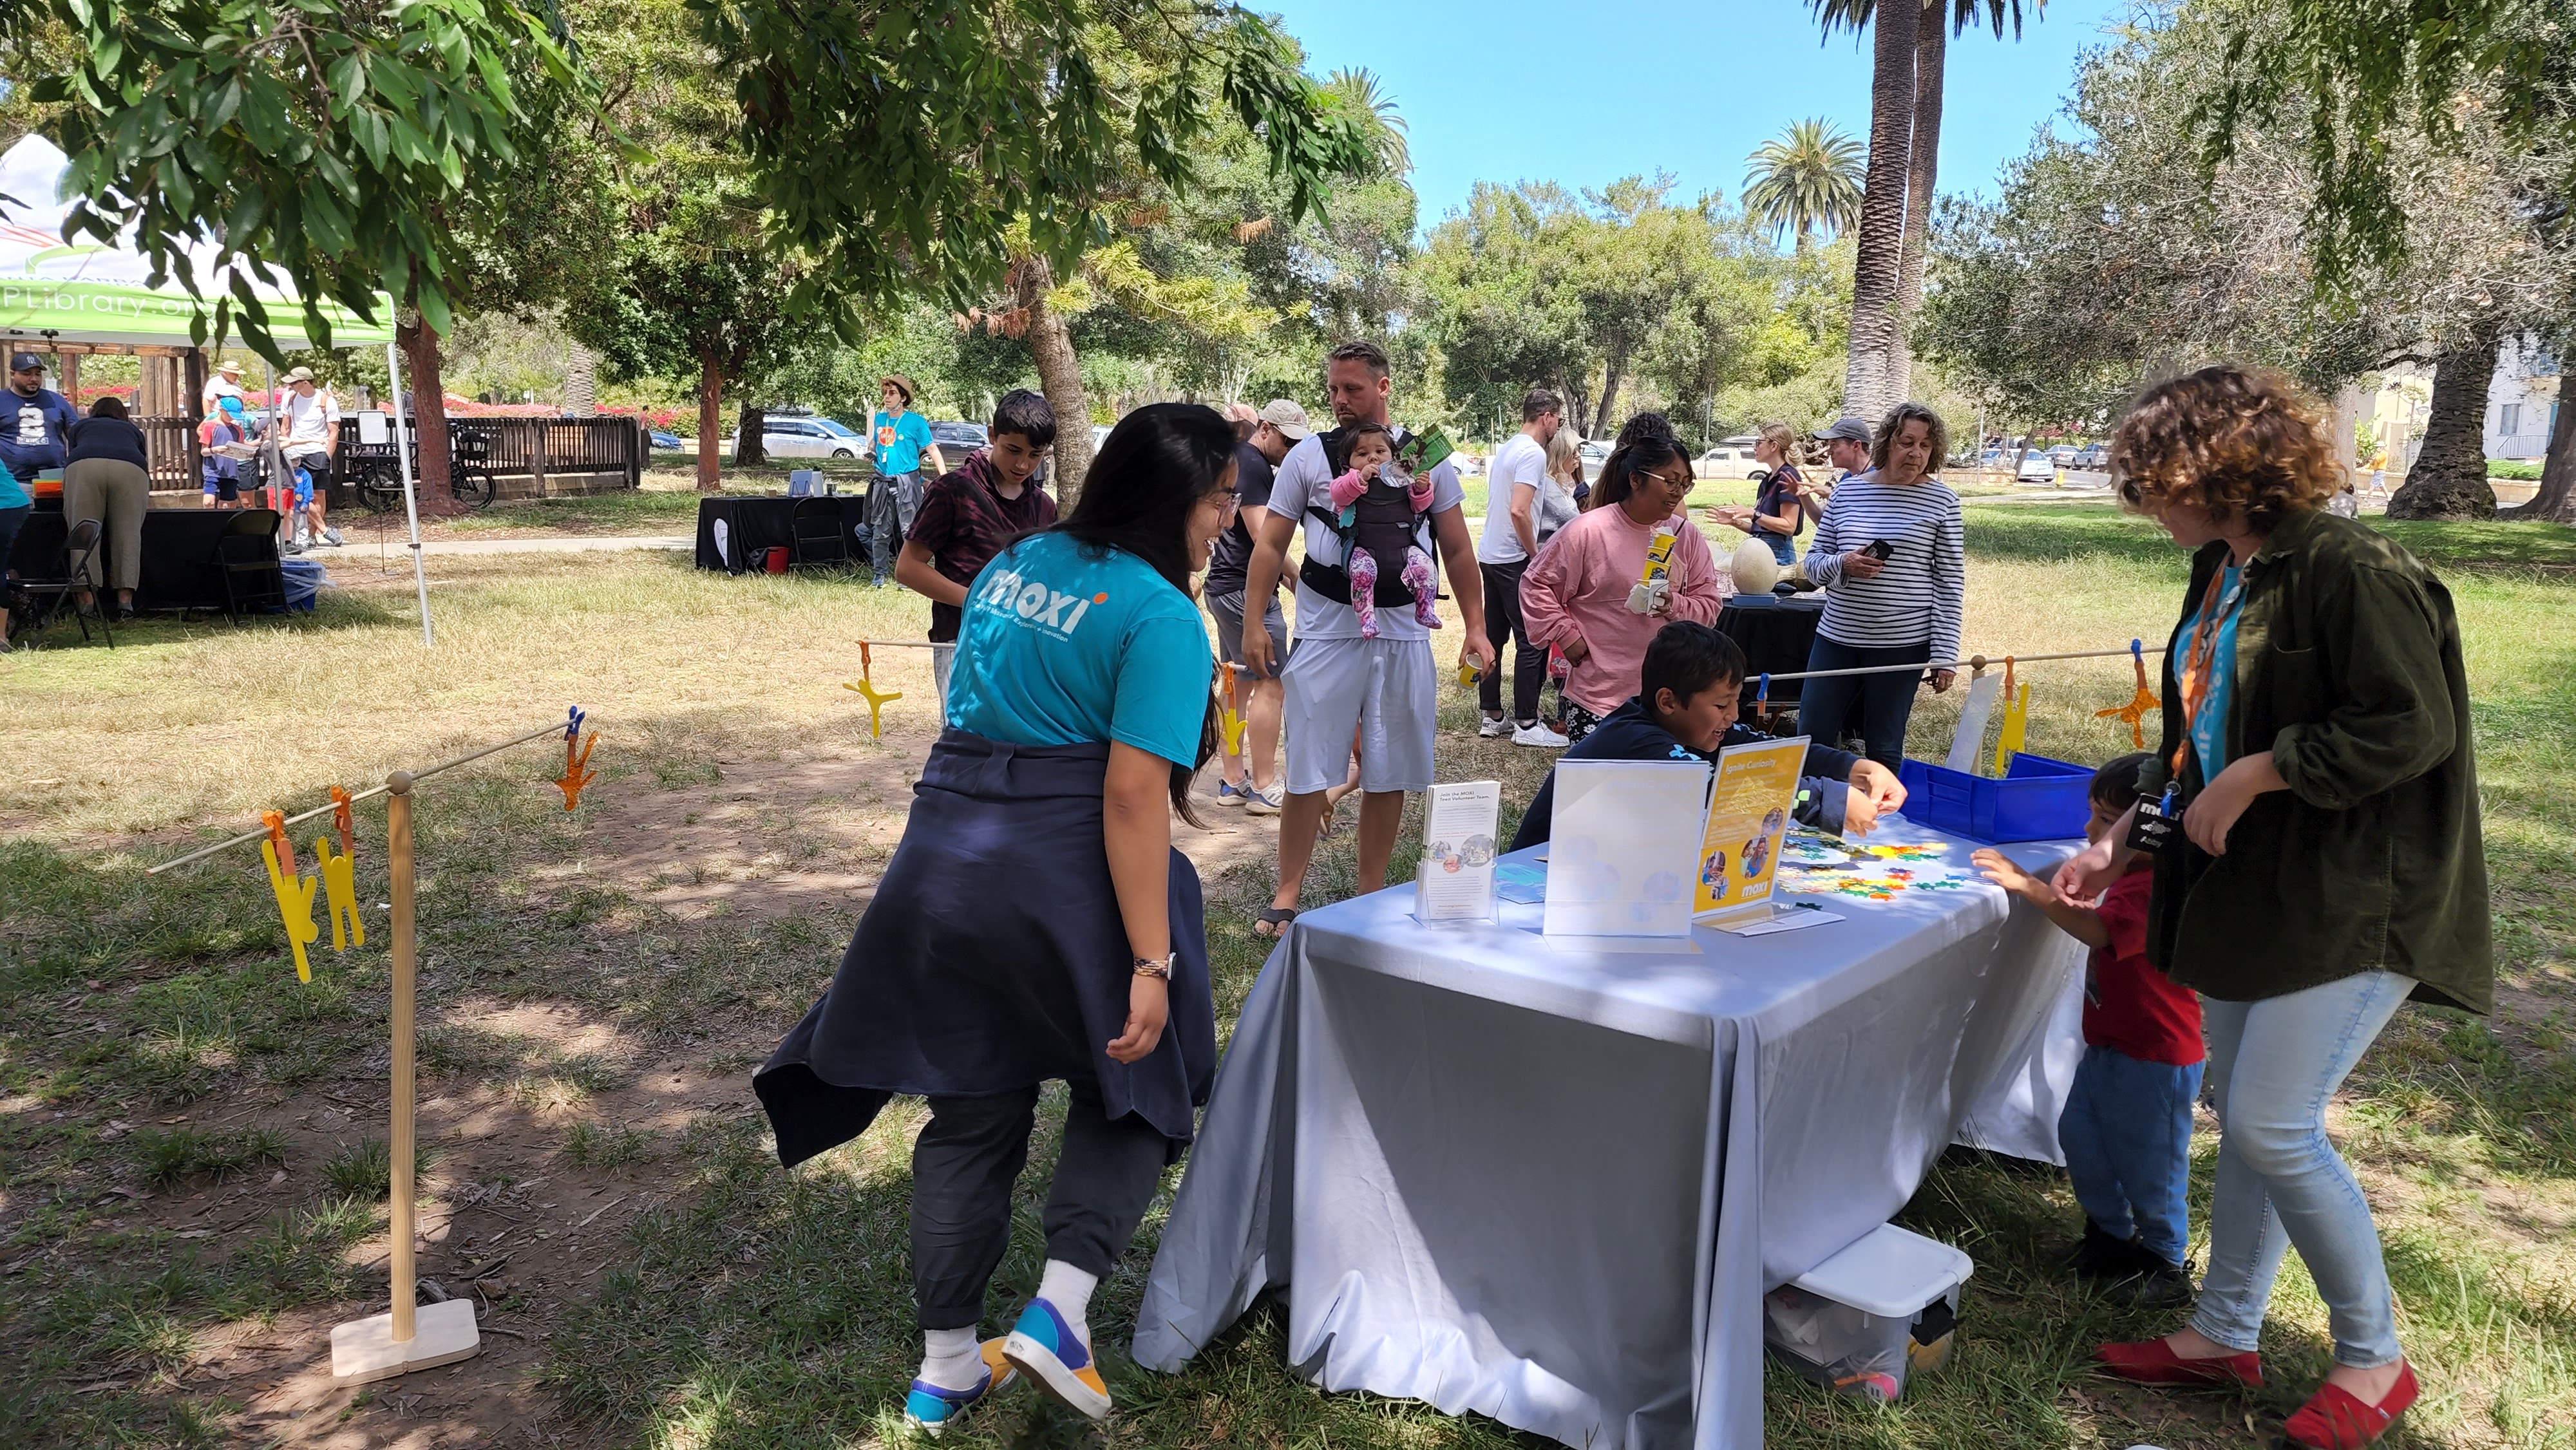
1896, 753, 2092, 843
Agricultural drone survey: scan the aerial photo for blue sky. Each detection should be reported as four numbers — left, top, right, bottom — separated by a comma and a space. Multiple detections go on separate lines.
1267, 0, 2131, 234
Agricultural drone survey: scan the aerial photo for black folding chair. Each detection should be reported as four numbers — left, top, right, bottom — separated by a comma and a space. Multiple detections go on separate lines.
791, 495, 853, 569
15, 516, 113, 647
213, 508, 288, 624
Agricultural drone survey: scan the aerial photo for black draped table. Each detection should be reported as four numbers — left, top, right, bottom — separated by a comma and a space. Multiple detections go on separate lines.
8, 507, 271, 614
1718, 595, 1824, 715
694, 495, 868, 573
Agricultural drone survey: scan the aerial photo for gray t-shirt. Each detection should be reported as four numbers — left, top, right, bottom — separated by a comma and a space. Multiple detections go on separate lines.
1474, 431, 1549, 566
1273, 428, 1464, 642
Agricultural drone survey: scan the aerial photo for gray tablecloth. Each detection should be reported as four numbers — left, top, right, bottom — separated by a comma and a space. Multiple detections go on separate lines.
1134, 822, 2083, 1450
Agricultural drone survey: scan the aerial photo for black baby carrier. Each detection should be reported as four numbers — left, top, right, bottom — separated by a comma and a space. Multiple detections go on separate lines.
1298, 425, 1435, 608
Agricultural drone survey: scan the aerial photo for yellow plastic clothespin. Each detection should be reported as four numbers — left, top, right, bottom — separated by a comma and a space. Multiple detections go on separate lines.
844, 642, 904, 740
317, 787, 364, 951
260, 809, 321, 983
1216, 663, 1247, 755
1990, 657, 2031, 777
2094, 639, 2160, 749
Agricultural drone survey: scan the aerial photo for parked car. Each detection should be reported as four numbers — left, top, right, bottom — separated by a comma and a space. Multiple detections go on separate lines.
1577, 440, 1610, 484
2076, 442, 2110, 467
1452, 452, 1483, 476
929, 420, 989, 460
1092, 424, 1113, 452
648, 429, 682, 451
739, 414, 866, 458
2046, 444, 2081, 466
1694, 435, 1766, 480
2016, 450, 2059, 483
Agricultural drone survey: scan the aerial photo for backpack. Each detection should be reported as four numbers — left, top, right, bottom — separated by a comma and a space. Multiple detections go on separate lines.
1298, 426, 1435, 608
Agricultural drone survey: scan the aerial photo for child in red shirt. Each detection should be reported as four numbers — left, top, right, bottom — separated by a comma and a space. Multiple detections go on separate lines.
1976, 752, 2204, 1304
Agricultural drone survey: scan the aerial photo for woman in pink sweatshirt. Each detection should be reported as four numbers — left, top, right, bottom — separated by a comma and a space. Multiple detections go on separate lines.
1519, 434, 1728, 743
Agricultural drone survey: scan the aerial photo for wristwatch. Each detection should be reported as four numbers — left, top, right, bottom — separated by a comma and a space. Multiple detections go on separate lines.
1132, 952, 1175, 981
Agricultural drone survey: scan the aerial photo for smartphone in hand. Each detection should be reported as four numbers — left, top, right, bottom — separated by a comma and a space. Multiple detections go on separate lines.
1862, 538, 1897, 561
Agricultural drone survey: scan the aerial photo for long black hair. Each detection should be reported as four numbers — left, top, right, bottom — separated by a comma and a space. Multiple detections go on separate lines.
1044, 400, 1233, 822
1590, 434, 1692, 514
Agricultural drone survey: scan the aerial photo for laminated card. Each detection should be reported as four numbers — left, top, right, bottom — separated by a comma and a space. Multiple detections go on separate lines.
1542, 759, 1714, 937
1416, 779, 1502, 923
1693, 735, 1809, 923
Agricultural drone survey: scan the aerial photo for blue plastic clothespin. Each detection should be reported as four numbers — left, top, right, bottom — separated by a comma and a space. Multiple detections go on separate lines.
2130, 638, 2144, 664
1756, 673, 1771, 715
565, 704, 586, 740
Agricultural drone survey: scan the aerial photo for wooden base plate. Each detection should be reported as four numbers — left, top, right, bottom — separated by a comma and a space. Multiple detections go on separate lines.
330, 1298, 482, 1384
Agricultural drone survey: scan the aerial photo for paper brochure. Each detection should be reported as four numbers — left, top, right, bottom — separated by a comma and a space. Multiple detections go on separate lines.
1542, 759, 1712, 937
1945, 670, 2003, 773
1416, 780, 1502, 923
1692, 735, 1809, 919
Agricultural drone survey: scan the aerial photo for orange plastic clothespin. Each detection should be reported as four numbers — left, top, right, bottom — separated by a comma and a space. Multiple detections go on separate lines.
329, 786, 356, 860
259, 809, 321, 982
1216, 663, 1247, 756
2094, 638, 2160, 749
844, 643, 904, 740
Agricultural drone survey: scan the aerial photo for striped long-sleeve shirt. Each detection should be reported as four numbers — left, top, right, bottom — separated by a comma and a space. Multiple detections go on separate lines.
1801, 475, 1966, 663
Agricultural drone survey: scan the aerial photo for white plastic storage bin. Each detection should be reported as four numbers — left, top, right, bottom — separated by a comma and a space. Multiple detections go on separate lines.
1763, 1222, 1973, 1403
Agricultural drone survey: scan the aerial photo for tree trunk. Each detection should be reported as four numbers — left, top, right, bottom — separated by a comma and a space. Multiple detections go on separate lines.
696, 350, 724, 492
737, 402, 768, 467
564, 342, 598, 419
2505, 379, 2575, 522
2387, 323, 2501, 520
1022, 255, 1094, 509
396, 314, 455, 509
1888, 4, 1945, 408
1595, 342, 1629, 440
1842, 0, 1918, 428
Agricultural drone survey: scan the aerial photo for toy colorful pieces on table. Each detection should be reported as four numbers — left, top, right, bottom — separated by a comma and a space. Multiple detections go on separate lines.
844, 642, 904, 740
2094, 639, 2161, 750
260, 809, 321, 983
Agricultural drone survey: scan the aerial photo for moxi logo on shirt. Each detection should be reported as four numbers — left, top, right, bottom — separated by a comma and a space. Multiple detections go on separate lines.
976, 566, 1102, 637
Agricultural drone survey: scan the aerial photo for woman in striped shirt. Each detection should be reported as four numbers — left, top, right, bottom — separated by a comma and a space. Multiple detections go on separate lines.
1795, 402, 1965, 767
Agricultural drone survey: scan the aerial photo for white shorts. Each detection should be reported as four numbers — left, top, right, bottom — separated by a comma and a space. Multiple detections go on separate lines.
1282, 634, 1437, 796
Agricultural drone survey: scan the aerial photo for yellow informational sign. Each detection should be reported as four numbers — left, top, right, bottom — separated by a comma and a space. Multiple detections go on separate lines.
1692, 735, 1810, 918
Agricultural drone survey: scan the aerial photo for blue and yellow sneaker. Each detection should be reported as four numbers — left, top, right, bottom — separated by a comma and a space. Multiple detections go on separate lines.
1002, 1297, 1112, 1420
902, 1337, 1016, 1438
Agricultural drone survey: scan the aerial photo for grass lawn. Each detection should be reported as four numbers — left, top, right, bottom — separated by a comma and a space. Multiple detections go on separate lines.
2, 502, 2571, 1448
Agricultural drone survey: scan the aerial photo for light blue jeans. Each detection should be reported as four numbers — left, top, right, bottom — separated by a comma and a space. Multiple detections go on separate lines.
2192, 970, 2413, 1368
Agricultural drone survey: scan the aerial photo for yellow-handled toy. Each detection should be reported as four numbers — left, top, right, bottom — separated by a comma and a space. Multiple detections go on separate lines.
260, 809, 321, 983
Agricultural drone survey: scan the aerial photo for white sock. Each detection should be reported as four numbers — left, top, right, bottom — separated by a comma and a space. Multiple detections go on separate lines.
918, 1325, 984, 1391
1036, 1259, 1099, 1339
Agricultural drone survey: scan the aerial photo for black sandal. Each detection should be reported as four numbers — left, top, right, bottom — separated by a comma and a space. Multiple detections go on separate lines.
1253, 907, 1297, 938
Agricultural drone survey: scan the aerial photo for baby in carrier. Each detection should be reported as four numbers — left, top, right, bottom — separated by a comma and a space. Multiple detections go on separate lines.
1326, 423, 1439, 639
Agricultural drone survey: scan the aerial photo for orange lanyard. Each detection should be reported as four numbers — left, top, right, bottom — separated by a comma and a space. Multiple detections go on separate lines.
2170, 565, 2244, 777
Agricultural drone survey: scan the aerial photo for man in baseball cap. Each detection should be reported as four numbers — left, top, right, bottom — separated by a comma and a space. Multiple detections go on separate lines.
1203, 397, 1314, 813
0, 352, 78, 483
1812, 415, 1872, 484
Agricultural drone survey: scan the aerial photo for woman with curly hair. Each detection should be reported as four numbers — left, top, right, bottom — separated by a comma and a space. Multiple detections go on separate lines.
2055, 366, 2488, 1449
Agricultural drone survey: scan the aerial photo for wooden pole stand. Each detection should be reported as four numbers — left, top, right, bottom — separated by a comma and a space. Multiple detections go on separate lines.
331, 770, 481, 1383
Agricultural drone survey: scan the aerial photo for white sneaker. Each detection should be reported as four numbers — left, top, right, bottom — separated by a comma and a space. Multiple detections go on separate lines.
1477, 714, 1512, 739
1245, 784, 1283, 815
321, 527, 345, 547
1511, 722, 1570, 749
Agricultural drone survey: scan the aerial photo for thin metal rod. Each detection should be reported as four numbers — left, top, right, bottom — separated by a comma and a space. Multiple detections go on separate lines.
1755, 644, 2144, 685
853, 639, 938, 649
146, 717, 576, 874
386, 341, 433, 647
386, 777, 418, 1342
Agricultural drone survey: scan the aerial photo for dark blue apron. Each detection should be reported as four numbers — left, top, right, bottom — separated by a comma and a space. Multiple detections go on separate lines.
755, 729, 1214, 1166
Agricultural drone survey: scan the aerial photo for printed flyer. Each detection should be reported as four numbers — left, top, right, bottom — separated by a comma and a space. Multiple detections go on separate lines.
1692, 735, 1810, 919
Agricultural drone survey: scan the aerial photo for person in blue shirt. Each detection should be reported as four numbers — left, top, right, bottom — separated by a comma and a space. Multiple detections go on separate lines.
1511, 620, 1909, 850
867, 374, 945, 586
0, 352, 80, 484
0, 451, 28, 649
756, 402, 1235, 1436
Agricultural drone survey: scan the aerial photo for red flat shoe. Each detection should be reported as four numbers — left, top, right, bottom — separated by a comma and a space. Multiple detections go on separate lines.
2283, 1361, 2418, 1449
2092, 1336, 2263, 1388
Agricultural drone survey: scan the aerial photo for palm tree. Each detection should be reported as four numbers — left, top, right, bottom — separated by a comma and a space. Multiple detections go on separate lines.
1327, 66, 1411, 177
1743, 118, 1868, 253
1817, 0, 2041, 419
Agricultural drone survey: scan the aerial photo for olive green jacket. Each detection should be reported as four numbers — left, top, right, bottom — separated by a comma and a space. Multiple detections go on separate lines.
2139, 507, 2490, 1013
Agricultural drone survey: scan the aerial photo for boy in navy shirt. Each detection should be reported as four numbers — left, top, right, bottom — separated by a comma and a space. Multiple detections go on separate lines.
1975, 755, 2204, 1305
1511, 621, 1906, 849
